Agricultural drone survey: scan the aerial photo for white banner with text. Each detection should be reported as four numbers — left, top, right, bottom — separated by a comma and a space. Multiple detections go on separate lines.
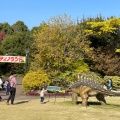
0, 56, 26, 63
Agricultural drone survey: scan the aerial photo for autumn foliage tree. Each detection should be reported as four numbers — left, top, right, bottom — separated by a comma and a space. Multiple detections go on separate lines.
30, 15, 91, 82
85, 17, 120, 76
0, 15, 120, 90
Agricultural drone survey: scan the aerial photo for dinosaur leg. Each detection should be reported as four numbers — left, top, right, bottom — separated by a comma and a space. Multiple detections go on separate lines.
96, 93, 106, 105
71, 92, 78, 104
80, 93, 88, 106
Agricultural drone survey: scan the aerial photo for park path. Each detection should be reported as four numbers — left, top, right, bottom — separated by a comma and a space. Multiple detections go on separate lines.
0, 77, 40, 101
0, 77, 71, 102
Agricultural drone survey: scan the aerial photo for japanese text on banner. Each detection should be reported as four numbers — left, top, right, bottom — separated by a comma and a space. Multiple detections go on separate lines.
0, 56, 26, 63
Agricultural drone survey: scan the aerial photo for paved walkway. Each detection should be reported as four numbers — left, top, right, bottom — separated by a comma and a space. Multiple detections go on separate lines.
0, 77, 38, 101
0, 90, 70, 102
0, 90, 40, 101
0, 77, 71, 102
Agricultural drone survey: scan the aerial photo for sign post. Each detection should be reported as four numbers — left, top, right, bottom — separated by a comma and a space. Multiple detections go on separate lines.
25, 49, 29, 73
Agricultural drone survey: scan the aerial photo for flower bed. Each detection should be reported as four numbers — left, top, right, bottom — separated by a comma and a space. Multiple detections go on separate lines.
27, 90, 72, 97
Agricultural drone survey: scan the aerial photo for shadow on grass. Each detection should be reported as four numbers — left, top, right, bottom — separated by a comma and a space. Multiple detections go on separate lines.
76, 101, 101, 106
59, 101, 101, 107
15, 100, 29, 105
106, 103, 120, 107
87, 102, 120, 109
78, 101, 120, 108
100, 103, 120, 109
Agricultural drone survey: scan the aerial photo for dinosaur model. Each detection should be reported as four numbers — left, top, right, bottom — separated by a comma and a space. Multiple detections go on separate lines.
69, 76, 120, 106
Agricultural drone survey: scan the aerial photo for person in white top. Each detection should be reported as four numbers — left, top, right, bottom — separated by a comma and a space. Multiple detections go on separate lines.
0, 78, 3, 89
40, 87, 47, 104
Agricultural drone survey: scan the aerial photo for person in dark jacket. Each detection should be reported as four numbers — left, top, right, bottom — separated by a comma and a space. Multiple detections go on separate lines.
0, 96, 2, 101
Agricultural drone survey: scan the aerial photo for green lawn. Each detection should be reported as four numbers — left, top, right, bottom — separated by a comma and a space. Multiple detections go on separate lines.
0, 96, 120, 120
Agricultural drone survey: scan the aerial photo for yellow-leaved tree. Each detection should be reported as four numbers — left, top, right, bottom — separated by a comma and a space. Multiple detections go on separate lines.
86, 18, 120, 35
84, 17, 120, 76
22, 69, 50, 93
30, 14, 92, 81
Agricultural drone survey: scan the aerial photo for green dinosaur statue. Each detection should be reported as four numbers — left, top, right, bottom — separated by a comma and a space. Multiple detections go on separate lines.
69, 76, 120, 106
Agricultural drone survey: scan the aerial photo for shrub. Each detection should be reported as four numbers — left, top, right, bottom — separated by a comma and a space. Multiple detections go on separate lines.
103, 76, 120, 89
22, 69, 50, 93
77, 71, 103, 84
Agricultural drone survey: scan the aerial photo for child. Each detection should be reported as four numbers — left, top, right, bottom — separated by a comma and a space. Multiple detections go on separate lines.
40, 87, 47, 104
107, 79, 113, 90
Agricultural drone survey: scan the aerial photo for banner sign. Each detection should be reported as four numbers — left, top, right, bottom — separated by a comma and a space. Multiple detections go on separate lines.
0, 56, 26, 63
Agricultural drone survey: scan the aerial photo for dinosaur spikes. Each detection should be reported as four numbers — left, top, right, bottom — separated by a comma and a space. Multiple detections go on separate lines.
70, 78, 105, 92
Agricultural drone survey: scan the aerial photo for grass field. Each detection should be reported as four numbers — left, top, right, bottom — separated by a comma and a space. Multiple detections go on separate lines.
0, 96, 120, 120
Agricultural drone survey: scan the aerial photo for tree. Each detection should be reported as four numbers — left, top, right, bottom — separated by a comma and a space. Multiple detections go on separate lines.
0, 32, 32, 74
90, 48, 120, 76
86, 18, 120, 50
12, 21, 29, 33
30, 15, 92, 79
0, 31, 6, 44
85, 17, 120, 76
0, 22, 13, 34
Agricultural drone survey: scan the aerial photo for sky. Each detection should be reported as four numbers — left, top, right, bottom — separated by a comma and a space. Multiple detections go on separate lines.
0, 0, 120, 30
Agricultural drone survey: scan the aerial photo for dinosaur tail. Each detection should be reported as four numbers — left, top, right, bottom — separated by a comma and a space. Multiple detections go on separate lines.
104, 90, 120, 96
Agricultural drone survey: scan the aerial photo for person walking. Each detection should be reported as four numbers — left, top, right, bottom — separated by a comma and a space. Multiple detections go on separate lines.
6, 72, 17, 105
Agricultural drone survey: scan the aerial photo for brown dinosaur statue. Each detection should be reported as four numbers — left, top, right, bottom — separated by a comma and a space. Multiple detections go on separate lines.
69, 77, 120, 106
